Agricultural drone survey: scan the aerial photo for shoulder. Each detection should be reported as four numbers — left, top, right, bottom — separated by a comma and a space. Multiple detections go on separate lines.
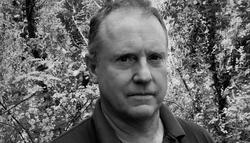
177, 118, 215, 143
177, 118, 207, 133
50, 118, 97, 143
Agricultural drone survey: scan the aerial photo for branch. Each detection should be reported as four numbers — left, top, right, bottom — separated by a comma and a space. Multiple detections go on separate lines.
165, 100, 187, 112
12, 117, 34, 143
0, 101, 34, 143
92, 0, 101, 9
65, 98, 91, 130
71, 16, 88, 47
1, 93, 36, 115
176, 68, 193, 98
0, 122, 18, 130
0, 122, 26, 142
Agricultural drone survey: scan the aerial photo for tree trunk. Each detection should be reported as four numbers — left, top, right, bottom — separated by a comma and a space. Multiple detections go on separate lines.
26, 0, 36, 38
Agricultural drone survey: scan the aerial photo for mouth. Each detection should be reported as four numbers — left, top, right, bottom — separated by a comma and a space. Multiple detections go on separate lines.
127, 92, 156, 97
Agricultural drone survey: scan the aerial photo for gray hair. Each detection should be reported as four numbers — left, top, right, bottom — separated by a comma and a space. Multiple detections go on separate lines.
87, 0, 167, 60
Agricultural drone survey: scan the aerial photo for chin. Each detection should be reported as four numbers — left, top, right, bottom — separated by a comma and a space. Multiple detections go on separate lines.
126, 105, 158, 119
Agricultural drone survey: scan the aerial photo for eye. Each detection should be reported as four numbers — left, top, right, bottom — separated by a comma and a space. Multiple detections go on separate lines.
148, 53, 164, 65
116, 54, 137, 66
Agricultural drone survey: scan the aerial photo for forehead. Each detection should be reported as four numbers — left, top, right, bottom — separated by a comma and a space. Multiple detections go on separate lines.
99, 8, 167, 45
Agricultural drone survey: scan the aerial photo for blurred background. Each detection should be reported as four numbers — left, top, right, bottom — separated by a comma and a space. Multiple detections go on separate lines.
0, 0, 249, 142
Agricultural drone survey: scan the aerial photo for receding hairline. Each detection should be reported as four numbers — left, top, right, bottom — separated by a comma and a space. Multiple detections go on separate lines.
87, 6, 169, 59
100, 7, 167, 45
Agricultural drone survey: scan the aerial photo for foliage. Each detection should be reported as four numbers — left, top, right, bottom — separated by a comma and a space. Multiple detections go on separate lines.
0, 0, 99, 142
0, 0, 249, 142
162, 0, 250, 142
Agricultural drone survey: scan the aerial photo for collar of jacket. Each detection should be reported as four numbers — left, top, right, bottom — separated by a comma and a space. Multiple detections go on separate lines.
92, 100, 186, 143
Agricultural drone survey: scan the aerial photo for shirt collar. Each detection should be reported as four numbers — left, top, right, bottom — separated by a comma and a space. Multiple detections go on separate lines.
92, 100, 186, 143
92, 100, 121, 143
160, 103, 186, 138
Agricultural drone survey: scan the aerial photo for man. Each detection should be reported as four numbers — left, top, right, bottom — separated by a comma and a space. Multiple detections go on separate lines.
52, 0, 215, 143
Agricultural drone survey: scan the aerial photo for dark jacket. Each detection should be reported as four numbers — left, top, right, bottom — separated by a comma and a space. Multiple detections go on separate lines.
51, 101, 215, 143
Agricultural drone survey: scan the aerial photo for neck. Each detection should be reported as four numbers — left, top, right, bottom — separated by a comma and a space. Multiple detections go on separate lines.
101, 102, 164, 143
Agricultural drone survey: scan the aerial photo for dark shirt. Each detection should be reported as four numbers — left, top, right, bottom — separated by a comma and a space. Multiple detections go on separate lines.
51, 101, 215, 143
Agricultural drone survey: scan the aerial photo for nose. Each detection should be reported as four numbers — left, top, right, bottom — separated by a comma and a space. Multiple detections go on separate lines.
133, 58, 152, 84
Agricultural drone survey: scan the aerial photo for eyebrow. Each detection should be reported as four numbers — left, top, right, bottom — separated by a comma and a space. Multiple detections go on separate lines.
113, 49, 167, 57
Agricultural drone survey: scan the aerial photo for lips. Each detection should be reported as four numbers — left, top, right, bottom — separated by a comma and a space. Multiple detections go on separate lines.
127, 92, 156, 97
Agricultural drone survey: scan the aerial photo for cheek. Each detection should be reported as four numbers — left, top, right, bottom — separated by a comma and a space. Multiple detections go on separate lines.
109, 68, 131, 82
155, 68, 168, 80
100, 68, 130, 90
155, 69, 168, 89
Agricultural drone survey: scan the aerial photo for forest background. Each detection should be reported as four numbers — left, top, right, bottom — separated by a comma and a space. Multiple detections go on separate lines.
0, 0, 249, 142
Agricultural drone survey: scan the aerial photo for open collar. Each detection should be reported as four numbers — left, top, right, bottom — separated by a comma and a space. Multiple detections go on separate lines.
160, 104, 186, 139
92, 100, 186, 143
93, 100, 121, 143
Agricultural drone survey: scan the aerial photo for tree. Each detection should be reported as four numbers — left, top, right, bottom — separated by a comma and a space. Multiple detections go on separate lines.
0, 0, 249, 142
162, 0, 250, 142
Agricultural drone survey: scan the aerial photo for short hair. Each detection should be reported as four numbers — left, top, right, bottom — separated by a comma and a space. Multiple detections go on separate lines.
87, 0, 167, 60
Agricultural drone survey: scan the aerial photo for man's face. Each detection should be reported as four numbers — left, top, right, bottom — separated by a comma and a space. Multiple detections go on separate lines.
91, 9, 168, 119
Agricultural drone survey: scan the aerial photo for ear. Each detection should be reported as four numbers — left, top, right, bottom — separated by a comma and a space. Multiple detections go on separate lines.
85, 54, 98, 84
